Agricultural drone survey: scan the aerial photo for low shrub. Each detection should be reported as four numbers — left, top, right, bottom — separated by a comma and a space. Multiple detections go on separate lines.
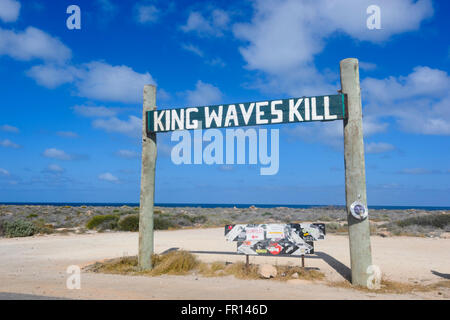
118, 214, 139, 232
325, 222, 348, 234
33, 220, 54, 234
4, 219, 38, 237
154, 216, 175, 230
86, 214, 119, 230
27, 213, 38, 219
395, 214, 450, 229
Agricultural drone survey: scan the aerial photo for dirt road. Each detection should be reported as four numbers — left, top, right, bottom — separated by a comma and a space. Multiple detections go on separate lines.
0, 229, 448, 299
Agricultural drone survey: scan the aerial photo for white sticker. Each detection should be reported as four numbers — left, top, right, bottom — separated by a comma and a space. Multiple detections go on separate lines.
245, 227, 264, 241
350, 201, 368, 220
266, 224, 285, 239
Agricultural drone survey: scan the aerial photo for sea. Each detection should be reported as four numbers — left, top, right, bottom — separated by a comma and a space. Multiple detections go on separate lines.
0, 202, 449, 211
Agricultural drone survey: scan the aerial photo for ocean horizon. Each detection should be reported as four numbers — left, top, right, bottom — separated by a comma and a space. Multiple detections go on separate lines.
1, 202, 449, 211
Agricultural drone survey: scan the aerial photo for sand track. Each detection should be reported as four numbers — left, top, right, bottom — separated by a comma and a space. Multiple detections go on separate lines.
0, 228, 448, 299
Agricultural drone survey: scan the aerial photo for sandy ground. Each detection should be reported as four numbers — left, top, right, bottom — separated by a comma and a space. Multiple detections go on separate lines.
0, 228, 449, 300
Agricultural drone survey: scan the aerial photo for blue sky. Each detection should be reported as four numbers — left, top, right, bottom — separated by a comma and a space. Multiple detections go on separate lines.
0, 0, 449, 206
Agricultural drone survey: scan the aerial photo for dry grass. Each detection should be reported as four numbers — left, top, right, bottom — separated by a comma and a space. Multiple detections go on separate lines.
329, 278, 450, 294
274, 265, 325, 281
85, 251, 326, 282
84, 251, 199, 276
150, 250, 199, 276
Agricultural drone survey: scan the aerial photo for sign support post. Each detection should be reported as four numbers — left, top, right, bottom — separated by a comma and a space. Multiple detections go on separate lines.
139, 84, 157, 270
340, 58, 373, 286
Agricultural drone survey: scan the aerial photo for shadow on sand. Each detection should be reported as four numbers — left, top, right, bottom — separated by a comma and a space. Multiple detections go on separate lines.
315, 251, 351, 282
431, 270, 450, 280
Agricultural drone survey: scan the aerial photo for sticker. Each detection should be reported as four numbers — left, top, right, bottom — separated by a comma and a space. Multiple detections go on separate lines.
350, 201, 368, 220
268, 243, 282, 255
266, 224, 285, 239
245, 227, 264, 241
255, 249, 267, 254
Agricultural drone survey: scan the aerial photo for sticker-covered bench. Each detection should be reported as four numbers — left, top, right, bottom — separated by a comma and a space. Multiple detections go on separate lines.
225, 223, 325, 256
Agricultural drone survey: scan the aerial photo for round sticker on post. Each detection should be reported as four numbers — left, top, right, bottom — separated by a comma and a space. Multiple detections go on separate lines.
350, 201, 368, 220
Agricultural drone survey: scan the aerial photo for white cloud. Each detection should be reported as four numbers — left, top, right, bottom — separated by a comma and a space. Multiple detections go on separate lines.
363, 66, 449, 103
0, 124, 19, 133
158, 88, 171, 101
75, 62, 155, 103
98, 172, 119, 182
28, 61, 155, 103
207, 57, 226, 67
181, 43, 203, 57
135, 4, 159, 24
363, 66, 450, 135
181, 9, 229, 37
73, 105, 119, 118
283, 121, 343, 149
97, 0, 116, 13
233, 0, 433, 95
0, 0, 20, 23
0, 168, 10, 176
96, 0, 117, 24
185, 80, 223, 106
45, 164, 65, 173
399, 168, 433, 175
26, 64, 78, 88
359, 62, 377, 71
284, 65, 450, 150
365, 142, 395, 154
319, 0, 433, 42
116, 149, 140, 159
42, 148, 72, 160
284, 114, 387, 149
56, 131, 78, 138
0, 139, 20, 148
93, 115, 141, 137
363, 115, 388, 136
0, 26, 71, 63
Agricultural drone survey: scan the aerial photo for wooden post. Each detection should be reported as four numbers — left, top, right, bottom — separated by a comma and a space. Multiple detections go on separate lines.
340, 58, 373, 286
138, 85, 157, 270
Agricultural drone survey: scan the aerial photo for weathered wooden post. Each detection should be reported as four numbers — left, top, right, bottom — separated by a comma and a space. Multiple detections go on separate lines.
340, 58, 373, 286
138, 84, 157, 270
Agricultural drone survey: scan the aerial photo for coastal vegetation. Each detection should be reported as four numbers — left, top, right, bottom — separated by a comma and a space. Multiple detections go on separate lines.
0, 204, 448, 238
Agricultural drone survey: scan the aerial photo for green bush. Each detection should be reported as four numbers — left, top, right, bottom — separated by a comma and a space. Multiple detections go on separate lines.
192, 215, 207, 224
86, 215, 119, 230
4, 219, 38, 237
395, 214, 450, 229
33, 220, 54, 234
27, 213, 38, 219
118, 214, 139, 232
325, 222, 340, 232
154, 216, 175, 230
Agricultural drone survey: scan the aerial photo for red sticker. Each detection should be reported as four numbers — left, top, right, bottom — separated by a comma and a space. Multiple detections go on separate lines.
268, 243, 282, 255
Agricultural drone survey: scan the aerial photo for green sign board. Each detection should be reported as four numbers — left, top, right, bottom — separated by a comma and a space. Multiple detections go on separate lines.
147, 94, 346, 133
